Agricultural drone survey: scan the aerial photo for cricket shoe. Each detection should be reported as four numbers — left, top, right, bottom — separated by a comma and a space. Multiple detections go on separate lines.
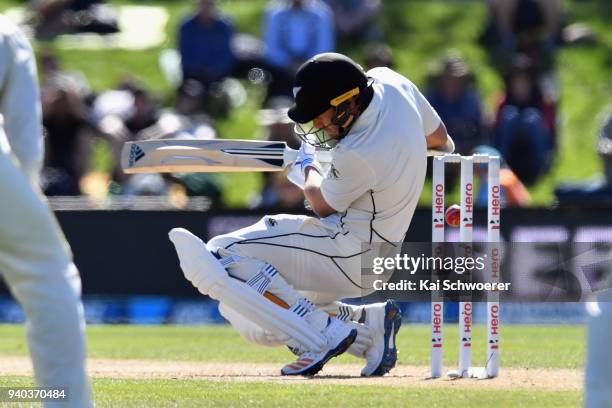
281, 317, 357, 376
360, 300, 402, 377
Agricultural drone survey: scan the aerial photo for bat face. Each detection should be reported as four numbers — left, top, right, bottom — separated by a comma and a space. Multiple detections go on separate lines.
121, 139, 291, 174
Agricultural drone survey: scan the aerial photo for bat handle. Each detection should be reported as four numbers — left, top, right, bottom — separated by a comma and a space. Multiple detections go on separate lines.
283, 148, 297, 166
283, 148, 333, 167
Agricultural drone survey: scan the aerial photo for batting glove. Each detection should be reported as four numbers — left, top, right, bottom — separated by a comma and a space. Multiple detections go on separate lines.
295, 142, 322, 178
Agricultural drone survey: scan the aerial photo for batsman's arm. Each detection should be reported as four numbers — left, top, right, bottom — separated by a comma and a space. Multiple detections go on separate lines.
303, 167, 336, 218
413, 81, 455, 155
426, 122, 451, 151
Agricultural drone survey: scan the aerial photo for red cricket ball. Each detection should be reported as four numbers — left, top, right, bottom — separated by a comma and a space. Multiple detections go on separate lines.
445, 204, 461, 228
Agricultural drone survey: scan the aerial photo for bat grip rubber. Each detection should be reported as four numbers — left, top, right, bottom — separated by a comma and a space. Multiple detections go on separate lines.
283, 148, 333, 167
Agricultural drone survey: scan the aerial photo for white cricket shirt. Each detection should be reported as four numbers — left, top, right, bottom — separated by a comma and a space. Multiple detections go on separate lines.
320, 67, 441, 243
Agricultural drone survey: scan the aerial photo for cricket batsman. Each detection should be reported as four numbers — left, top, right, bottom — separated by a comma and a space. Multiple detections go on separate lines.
0, 15, 92, 406
169, 52, 452, 376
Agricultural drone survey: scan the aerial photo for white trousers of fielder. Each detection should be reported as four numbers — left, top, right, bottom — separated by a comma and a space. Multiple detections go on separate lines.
585, 288, 612, 408
0, 130, 92, 408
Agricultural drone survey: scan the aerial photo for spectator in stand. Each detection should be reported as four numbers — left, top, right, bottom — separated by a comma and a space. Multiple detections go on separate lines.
133, 81, 222, 204
140, 79, 217, 142
479, 0, 564, 73
39, 52, 94, 196
555, 112, 612, 206
178, 0, 235, 116
251, 96, 304, 210
29, 0, 119, 40
40, 51, 91, 102
363, 43, 394, 70
262, 0, 335, 100
124, 86, 159, 136
426, 54, 483, 156
493, 55, 556, 185
251, 170, 306, 211
472, 145, 531, 208
322, 0, 382, 41
91, 80, 160, 184
92, 78, 223, 201
257, 96, 300, 149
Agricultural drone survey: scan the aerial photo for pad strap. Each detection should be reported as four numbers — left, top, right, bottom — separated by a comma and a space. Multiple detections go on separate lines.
246, 264, 278, 294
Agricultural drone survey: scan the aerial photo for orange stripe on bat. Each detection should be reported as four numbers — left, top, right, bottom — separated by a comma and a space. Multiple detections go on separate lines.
264, 291, 337, 317
263, 291, 290, 309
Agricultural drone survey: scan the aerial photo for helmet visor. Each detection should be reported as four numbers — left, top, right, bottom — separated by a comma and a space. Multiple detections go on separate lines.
293, 121, 336, 148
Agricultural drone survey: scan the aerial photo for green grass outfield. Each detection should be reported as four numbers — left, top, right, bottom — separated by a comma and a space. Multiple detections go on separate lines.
0, 324, 586, 407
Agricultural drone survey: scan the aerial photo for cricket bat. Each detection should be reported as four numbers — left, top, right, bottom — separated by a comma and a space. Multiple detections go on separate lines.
121, 139, 331, 174
121, 138, 454, 174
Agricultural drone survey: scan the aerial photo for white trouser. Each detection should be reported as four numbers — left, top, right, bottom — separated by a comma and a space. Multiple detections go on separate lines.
208, 214, 367, 303
208, 214, 371, 347
0, 148, 92, 408
585, 288, 612, 408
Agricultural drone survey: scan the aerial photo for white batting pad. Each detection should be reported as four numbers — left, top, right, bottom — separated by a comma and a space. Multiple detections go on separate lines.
169, 228, 326, 352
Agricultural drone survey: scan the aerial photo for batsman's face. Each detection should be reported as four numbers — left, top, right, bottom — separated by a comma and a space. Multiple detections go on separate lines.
313, 108, 340, 138
293, 107, 344, 147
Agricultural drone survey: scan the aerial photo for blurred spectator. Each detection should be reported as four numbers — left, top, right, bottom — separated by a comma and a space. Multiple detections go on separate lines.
426, 54, 483, 156
92, 78, 223, 201
179, 0, 234, 83
30, 0, 118, 40
363, 43, 394, 70
262, 0, 335, 100
39, 52, 94, 195
170, 172, 222, 206
40, 51, 91, 100
122, 138, 222, 202
562, 22, 597, 46
253, 97, 303, 210
137, 80, 217, 142
178, 0, 235, 117
121, 173, 169, 197
479, 0, 564, 72
555, 112, 612, 206
91, 80, 160, 183
251, 170, 306, 211
493, 55, 556, 185
257, 96, 300, 149
124, 86, 159, 136
322, 0, 382, 41
135, 82, 222, 204
473, 145, 531, 208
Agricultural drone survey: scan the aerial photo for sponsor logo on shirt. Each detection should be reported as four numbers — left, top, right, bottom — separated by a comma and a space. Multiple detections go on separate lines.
330, 164, 340, 179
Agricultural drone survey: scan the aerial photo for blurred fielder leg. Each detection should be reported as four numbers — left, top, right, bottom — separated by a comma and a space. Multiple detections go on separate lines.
585, 288, 612, 408
0, 15, 92, 407
0, 149, 92, 407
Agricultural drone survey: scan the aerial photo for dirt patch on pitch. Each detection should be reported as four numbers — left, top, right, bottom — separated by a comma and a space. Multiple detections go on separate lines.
0, 356, 581, 391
